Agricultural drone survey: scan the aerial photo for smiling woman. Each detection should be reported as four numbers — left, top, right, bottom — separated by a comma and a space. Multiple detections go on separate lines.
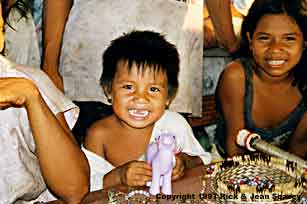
214, 0, 307, 159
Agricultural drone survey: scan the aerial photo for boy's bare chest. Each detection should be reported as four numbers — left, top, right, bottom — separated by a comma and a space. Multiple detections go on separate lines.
105, 135, 151, 166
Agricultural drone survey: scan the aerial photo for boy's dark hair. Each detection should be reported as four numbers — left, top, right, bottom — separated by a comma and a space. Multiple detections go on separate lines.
239, 0, 307, 104
100, 30, 180, 100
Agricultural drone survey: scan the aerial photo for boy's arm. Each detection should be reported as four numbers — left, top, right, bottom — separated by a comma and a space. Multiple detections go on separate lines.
42, 0, 73, 91
0, 78, 90, 204
177, 153, 203, 169
84, 123, 123, 189
84, 122, 151, 189
216, 61, 247, 157
289, 113, 307, 158
205, 0, 239, 53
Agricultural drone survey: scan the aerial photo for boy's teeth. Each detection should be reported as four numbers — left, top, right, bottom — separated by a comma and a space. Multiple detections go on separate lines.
268, 60, 285, 65
129, 109, 149, 117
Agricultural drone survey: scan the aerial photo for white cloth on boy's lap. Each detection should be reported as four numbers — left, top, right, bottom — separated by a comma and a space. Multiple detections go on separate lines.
83, 110, 211, 191
0, 55, 79, 204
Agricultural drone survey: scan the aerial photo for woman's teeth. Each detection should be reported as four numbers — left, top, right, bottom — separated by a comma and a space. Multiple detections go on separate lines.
268, 60, 285, 66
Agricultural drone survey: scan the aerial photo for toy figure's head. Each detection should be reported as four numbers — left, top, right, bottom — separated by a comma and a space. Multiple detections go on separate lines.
156, 132, 177, 151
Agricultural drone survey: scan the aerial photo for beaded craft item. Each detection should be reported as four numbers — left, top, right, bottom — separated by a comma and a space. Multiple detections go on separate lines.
203, 153, 306, 204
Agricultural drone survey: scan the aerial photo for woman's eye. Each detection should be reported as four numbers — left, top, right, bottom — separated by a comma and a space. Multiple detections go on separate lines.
285, 36, 296, 42
257, 36, 270, 41
149, 87, 160, 92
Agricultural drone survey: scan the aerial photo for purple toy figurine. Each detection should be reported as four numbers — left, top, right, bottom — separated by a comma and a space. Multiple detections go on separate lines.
146, 131, 177, 195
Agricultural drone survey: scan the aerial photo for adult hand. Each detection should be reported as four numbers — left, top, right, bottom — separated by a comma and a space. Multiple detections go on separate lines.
43, 67, 64, 92
0, 78, 39, 109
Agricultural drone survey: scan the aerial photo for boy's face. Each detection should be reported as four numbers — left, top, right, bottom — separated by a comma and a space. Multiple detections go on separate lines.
109, 61, 169, 130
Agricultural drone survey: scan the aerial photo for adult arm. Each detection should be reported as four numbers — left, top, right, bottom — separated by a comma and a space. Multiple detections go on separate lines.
216, 61, 247, 156
0, 78, 90, 204
289, 113, 307, 158
205, 0, 239, 53
42, 0, 73, 91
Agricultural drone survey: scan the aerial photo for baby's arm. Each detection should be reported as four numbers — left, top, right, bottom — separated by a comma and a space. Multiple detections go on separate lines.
104, 161, 152, 188
0, 78, 89, 204
289, 113, 307, 158
216, 61, 247, 157
84, 121, 152, 189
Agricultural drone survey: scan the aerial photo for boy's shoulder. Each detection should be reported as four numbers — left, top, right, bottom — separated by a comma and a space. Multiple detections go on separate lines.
85, 115, 115, 142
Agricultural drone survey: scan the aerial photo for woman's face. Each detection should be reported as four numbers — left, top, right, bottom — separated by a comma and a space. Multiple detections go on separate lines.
0, 3, 4, 52
248, 14, 304, 80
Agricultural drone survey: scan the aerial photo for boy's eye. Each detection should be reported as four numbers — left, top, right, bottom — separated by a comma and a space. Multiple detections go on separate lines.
122, 84, 133, 90
149, 87, 160, 92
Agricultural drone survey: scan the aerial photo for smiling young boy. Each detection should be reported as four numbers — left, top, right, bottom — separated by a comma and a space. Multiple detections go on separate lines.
83, 30, 211, 191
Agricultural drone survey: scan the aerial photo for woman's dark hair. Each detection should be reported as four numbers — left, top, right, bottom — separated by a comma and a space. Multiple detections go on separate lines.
1, 0, 34, 25
239, 0, 307, 104
101, 30, 180, 100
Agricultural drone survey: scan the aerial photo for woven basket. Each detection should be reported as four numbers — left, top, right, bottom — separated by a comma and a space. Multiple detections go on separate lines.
204, 154, 306, 204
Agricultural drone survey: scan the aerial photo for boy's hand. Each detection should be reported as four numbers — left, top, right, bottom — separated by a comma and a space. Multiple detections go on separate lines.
171, 155, 185, 181
0, 78, 39, 109
118, 161, 152, 186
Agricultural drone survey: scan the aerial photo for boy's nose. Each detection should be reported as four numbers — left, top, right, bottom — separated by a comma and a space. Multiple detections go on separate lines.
133, 90, 149, 103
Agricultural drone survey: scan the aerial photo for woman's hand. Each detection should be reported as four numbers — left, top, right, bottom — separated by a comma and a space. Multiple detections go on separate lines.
0, 78, 40, 109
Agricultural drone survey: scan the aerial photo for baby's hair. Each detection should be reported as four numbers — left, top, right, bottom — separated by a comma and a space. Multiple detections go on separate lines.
101, 30, 180, 100
239, 0, 307, 104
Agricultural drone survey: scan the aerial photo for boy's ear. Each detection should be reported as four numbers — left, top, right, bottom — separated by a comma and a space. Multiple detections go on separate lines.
102, 86, 112, 103
165, 98, 172, 108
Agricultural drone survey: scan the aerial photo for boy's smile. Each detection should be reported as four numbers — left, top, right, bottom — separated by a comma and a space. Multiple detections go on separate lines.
128, 109, 149, 119
109, 61, 169, 130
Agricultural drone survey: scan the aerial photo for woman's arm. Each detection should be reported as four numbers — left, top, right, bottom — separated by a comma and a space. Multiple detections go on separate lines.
216, 61, 247, 157
289, 113, 307, 158
42, 0, 73, 91
205, 0, 239, 53
0, 78, 90, 204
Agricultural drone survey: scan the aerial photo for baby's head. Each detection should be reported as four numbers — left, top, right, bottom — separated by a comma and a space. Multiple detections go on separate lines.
100, 30, 179, 129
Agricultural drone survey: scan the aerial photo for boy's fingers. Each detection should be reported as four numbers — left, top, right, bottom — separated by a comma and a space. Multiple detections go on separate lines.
133, 166, 152, 177
128, 174, 151, 186
138, 161, 152, 170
